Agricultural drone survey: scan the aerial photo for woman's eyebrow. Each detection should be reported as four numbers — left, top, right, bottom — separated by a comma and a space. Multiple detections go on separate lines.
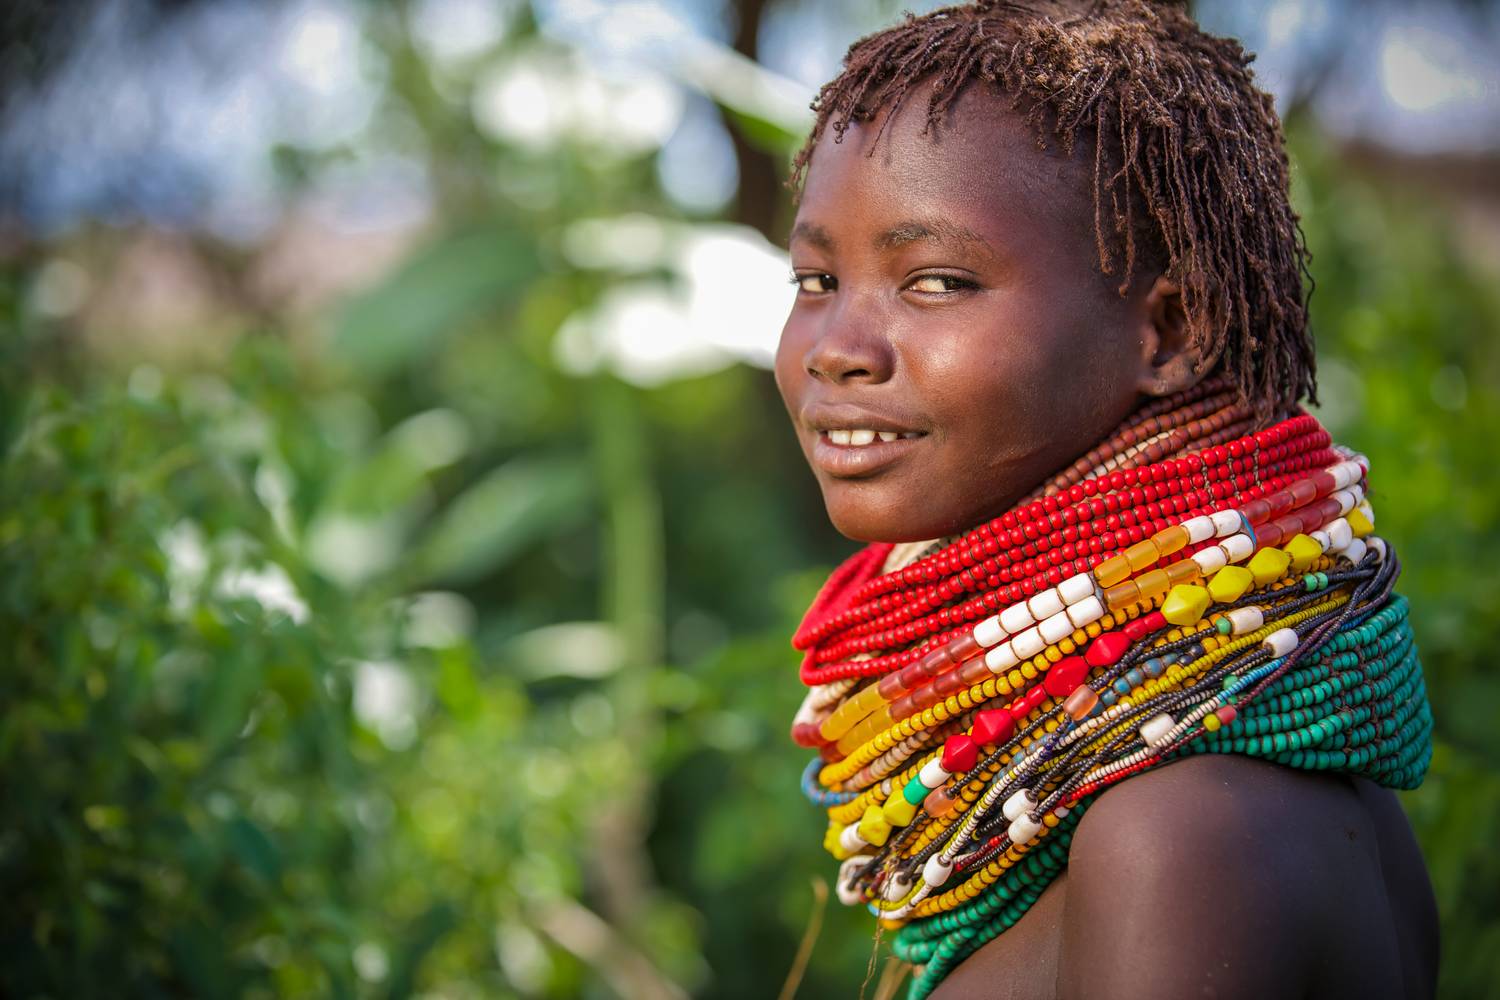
788, 221, 835, 251
876, 219, 995, 257
787, 218, 997, 259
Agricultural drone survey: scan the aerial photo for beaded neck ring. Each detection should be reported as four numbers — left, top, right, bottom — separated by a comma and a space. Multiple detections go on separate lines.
787, 383, 1432, 1000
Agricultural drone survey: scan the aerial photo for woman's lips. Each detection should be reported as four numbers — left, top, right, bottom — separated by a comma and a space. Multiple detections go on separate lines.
811, 430, 925, 478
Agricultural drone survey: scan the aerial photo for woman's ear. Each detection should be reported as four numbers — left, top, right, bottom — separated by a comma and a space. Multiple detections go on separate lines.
1133, 276, 1201, 397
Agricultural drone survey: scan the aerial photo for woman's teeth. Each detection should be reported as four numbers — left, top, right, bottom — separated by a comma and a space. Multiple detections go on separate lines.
825, 429, 920, 446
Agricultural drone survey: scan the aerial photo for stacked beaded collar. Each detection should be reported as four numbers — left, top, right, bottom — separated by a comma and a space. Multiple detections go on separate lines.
787, 383, 1432, 1000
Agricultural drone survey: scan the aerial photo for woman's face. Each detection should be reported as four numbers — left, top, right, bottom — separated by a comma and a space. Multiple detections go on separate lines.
775, 85, 1161, 543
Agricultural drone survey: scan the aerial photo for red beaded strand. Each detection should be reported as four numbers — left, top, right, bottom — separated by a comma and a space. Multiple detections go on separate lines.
795, 414, 1332, 687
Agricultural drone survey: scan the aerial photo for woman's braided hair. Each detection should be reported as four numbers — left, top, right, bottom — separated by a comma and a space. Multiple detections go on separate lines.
788, 0, 1317, 418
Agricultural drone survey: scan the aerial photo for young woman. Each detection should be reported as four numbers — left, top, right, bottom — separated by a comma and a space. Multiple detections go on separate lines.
775, 3, 1438, 998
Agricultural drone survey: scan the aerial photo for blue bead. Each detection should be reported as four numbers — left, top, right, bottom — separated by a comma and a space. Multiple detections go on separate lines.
1126, 668, 1145, 687
1143, 657, 1165, 678
1101, 689, 1118, 706
1113, 677, 1132, 695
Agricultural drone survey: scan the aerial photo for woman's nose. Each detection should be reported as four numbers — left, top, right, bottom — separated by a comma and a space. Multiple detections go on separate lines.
803, 308, 895, 384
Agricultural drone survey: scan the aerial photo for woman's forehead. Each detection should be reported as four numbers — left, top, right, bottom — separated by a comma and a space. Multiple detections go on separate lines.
793, 83, 1097, 261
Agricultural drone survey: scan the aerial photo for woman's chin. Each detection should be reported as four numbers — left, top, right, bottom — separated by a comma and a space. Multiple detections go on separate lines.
823, 493, 953, 544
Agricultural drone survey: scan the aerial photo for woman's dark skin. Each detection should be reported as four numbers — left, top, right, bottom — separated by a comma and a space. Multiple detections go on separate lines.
774, 81, 1438, 998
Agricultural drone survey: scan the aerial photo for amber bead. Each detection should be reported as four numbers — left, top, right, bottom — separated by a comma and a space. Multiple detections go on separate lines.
1094, 553, 1132, 588
1063, 685, 1100, 721
1164, 559, 1201, 585
924, 786, 959, 818
1104, 580, 1141, 612
1134, 568, 1171, 602
1124, 539, 1162, 571
1150, 525, 1190, 557
959, 657, 992, 686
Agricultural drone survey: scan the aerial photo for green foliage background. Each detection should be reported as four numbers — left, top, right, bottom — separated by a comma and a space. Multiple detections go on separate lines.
3, 6, 1498, 999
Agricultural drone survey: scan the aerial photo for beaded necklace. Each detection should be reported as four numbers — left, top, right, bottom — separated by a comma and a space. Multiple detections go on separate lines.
787, 381, 1432, 999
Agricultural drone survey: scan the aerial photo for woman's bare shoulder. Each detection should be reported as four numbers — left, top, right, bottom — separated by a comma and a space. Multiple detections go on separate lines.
928, 755, 1435, 1000
1058, 754, 1433, 1000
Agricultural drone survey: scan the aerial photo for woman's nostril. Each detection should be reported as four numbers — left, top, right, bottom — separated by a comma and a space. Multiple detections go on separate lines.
808, 366, 873, 382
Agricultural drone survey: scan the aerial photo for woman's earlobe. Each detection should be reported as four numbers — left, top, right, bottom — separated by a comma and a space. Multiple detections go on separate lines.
1136, 276, 1201, 397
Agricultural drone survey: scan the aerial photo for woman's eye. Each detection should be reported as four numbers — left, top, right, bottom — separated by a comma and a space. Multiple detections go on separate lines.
908, 274, 975, 294
791, 272, 837, 294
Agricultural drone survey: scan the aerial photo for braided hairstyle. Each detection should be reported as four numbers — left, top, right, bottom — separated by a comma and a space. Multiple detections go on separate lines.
787, 0, 1317, 419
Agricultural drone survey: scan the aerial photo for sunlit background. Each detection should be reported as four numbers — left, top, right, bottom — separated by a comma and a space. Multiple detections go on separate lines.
3, 1, 1498, 996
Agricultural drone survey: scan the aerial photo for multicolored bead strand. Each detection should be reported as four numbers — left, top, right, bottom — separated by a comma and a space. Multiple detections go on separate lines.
787, 393, 1432, 1000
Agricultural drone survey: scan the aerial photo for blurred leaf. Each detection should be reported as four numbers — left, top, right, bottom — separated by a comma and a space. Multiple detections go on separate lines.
410, 453, 592, 586
383, 902, 458, 1000
226, 815, 282, 884
332, 225, 541, 377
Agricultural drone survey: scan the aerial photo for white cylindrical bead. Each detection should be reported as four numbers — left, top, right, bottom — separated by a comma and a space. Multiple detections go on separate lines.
1210, 511, 1242, 537
985, 642, 1019, 673
1220, 534, 1254, 563
1191, 545, 1228, 575
1010, 626, 1045, 660
882, 871, 912, 902
1059, 572, 1095, 605
839, 826, 868, 854
1008, 814, 1043, 846
1183, 515, 1216, 544
919, 759, 951, 789
1331, 489, 1356, 516
837, 856, 870, 905
1327, 518, 1352, 552
1066, 595, 1105, 629
1369, 537, 1387, 563
973, 616, 1006, 648
1263, 627, 1298, 657
1140, 712, 1176, 748
1002, 788, 1036, 822
923, 855, 953, 888
1038, 609, 1074, 644
1027, 589, 1065, 622
1226, 606, 1264, 635
1343, 538, 1368, 565
1000, 603, 1034, 635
